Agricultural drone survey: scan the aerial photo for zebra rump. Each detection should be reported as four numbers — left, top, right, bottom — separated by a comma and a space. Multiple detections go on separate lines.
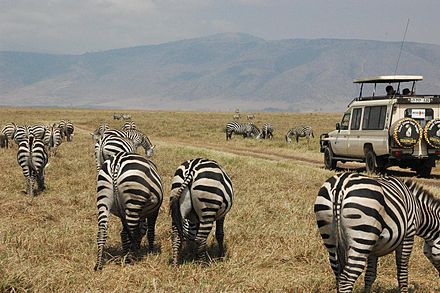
94, 134, 137, 170
17, 135, 48, 196
1, 122, 17, 148
170, 158, 234, 265
314, 172, 440, 293
43, 125, 62, 156
94, 152, 163, 270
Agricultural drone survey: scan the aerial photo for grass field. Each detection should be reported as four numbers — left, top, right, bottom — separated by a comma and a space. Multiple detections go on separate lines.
0, 107, 438, 292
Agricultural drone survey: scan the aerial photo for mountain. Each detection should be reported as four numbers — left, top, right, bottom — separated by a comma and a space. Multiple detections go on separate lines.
1, 33, 440, 112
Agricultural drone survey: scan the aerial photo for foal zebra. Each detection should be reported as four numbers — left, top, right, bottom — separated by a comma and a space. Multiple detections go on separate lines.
17, 135, 48, 196
285, 126, 314, 144
314, 172, 440, 293
257, 123, 274, 139
225, 121, 260, 140
1, 122, 17, 148
43, 124, 62, 157
170, 158, 234, 265
94, 134, 136, 171
94, 152, 163, 270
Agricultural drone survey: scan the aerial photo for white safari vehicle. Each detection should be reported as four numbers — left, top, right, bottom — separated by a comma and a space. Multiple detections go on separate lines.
320, 75, 440, 177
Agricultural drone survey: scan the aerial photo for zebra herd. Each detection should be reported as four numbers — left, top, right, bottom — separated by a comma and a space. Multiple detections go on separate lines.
1, 120, 74, 196
92, 121, 234, 270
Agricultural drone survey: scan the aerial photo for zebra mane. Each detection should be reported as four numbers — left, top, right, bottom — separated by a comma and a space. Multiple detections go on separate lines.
404, 179, 440, 206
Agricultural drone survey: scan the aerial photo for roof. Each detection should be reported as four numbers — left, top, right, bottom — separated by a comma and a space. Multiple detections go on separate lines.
353, 75, 423, 84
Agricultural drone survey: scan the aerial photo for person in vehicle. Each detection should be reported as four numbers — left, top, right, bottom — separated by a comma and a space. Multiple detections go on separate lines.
386, 85, 396, 96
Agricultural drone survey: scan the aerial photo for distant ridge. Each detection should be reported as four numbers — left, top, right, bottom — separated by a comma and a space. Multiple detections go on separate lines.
1, 33, 440, 112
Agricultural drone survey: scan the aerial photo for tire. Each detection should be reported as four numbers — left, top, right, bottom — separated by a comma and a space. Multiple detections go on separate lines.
324, 146, 337, 170
365, 149, 377, 174
416, 162, 432, 178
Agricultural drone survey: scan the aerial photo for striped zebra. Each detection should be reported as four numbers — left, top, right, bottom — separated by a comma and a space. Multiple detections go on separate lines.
43, 124, 62, 157
256, 123, 274, 139
101, 129, 155, 157
225, 121, 260, 140
121, 121, 136, 131
58, 120, 74, 141
1, 122, 17, 148
17, 135, 48, 196
314, 172, 440, 293
91, 123, 110, 142
94, 134, 136, 171
29, 124, 48, 140
170, 158, 234, 265
94, 152, 163, 270
14, 125, 30, 145
285, 126, 314, 144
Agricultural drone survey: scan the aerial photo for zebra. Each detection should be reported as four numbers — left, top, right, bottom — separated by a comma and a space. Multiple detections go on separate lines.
43, 124, 62, 157
233, 113, 241, 120
256, 123, 274, 139
91, 123, 110, 142
121, 121, 136, 131
113, 113, 122, 120
14, 125, 30, 145
1, 122, 17, 148
58, 120, 74, 141
17, 135, 48, 196
314, 172, 440, 293
94, 152, 163, 270
94, 134, 137, 171
285, 126, 314, 144
247, 113, 255, 120
225, 121, 259, 140
170, 158, 234, 265
101, 129, 155, 157
122, 114, 132, 121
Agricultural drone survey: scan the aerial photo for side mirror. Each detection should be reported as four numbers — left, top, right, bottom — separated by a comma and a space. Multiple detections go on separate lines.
336, 123, 340, 131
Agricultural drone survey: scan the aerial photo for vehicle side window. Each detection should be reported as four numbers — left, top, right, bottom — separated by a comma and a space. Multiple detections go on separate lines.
363, 106, 387, 130
350, 108, 362, 130
341, 113, 351, 130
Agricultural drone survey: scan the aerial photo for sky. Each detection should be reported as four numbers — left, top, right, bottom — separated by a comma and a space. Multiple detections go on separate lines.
1, 0, 439, 54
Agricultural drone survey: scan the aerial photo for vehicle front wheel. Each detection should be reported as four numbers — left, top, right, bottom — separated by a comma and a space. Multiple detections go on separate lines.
365, 149, 377, 174
324, 146, 337, 170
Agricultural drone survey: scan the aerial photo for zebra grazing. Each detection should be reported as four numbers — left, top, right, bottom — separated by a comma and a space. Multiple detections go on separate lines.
17, 135, 48, 196
257, 123, 274, 139
121, 121, 136, 131
285, 126, 314, 144
43, 124, 62, 157
113, 113, 122, 120
91, 123, 110, 142
225, 121, 259, 140
122, 114, 132, 121
1, 122, 17, 148
314, 172, 440, 293
101, 129, 155, 157
94, 152, 163, 270
170, 158, 234, 265
94, 134, 136, 171
58, 120, 74, 141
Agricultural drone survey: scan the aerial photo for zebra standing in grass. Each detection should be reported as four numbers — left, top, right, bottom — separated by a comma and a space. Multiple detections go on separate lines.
17, 135, 48, 196
91, 123, 110, 142
58, 120, 74, 141
314, 172, 440, 293
94, 152, 163, 270
14, 125, 30, 145
257, 123, 274, 139
285, 126, 314, 144
43, 124, 62, 157
225, 121, 259, 140
121, 121, 136, 131
94, 134, 137, 171
29, 124, 47, 139
101, 129, 155, 157
170, 158, 234, 265
1, 122, 17, 148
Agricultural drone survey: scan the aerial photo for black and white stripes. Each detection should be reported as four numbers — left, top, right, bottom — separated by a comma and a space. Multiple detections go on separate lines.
314, 172, 440, 293
285, 126, 314, 144
225, 121, 260, 140
169, 158, 234, 265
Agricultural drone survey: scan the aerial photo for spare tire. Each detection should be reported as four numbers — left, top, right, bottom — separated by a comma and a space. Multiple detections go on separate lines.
392, 118, 422, 148
424, 119, 440, 148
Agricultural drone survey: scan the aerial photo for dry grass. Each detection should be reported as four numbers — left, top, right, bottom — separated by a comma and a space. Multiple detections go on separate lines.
0, 107, 438, 292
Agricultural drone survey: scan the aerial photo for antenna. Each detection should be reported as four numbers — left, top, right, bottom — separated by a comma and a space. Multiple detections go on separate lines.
394, 18, 410, 76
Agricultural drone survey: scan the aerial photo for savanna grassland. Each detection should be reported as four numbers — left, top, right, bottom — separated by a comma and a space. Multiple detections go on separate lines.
0, 107, 438, 292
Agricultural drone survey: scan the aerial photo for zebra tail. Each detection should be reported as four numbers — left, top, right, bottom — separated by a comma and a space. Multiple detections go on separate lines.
112, 163, 134, 244
28, 135, 37, 172
169, 172, 194, 238
334, 194, 347, 279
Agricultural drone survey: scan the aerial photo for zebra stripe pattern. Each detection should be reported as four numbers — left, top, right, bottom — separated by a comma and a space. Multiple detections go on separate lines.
121, 121, 136, 131
225, 121, 260, 140
58, 120, 74, 141
314, 172, 440, 292
102, 129, 155, 157
94, 152, 163, 270
170, 158, 234, 265
91, 123, 110, 141
285, 125, 314, 144
17, 135, 48, 196
1, 122, 17, 148
43, 125, 62, 157
257, 123, 274, 139
14, 125, 30, 145
29, 124, 47, 140
94, 134, 136, 171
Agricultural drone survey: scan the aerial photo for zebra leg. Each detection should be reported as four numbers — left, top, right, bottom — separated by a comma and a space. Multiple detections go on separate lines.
28, 175, 35, 197
94, 222, 108, 271
195, 222, 214, 265
364, 255, 378, 292
395, 237, 415, 293
172, 224, 182, 266
215, 218, 225, 258
37, 171, 45, 192
120, 227, 131, 256
338, 249, 369, 293
146, 212, 159, 252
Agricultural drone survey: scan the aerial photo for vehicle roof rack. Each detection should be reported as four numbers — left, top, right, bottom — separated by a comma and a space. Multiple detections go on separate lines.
353, 75, 423, 84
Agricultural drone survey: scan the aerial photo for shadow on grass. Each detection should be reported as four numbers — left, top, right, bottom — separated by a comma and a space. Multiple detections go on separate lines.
169, 241, 228, 265
100, 241, 162, 267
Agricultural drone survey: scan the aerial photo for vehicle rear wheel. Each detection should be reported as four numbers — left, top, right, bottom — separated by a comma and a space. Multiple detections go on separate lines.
324, 146, 337, 170
416, 164, 432, 178
365, 149, 377, 174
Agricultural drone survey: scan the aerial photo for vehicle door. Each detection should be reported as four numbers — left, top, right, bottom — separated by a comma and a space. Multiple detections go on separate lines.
346, 108, 364, 158
331, 112, 351, 156
360, 105, 389, 156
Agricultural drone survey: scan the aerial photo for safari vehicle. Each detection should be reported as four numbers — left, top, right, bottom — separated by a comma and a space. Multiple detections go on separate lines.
320, 75, 440, 177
